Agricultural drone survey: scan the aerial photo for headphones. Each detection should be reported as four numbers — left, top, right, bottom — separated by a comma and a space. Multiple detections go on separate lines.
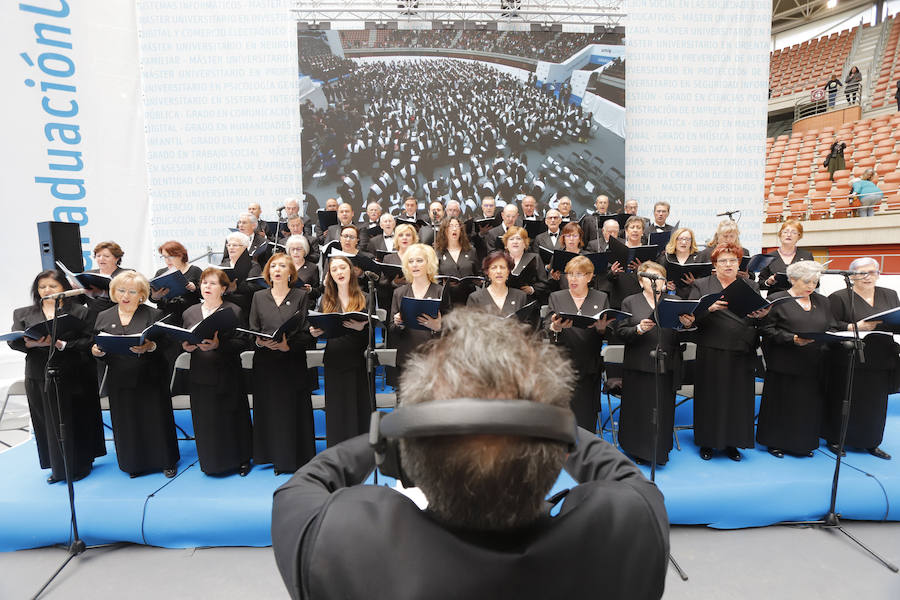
369, 399, 577, 488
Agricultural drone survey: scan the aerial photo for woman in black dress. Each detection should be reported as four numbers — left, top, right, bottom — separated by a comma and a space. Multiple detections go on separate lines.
502, 226, 548, 304
546, 255, 614, 431
150, 240, 202, 325
435, 216, 481, 307
249, 254, 315, 474
221, 231, 262, 314
309, 255, 371, 447
91, 271, 179, 478
376, 222, 417, 312
661, 227, 701, 296
758, 219, 814, 294
615, 262, 688, 465
682, 243, 769, 461
758, 261, 837, 458
84, 241, 129, 322
9, 270, 105, 483
466, 250, 528, 317
606, 216, 645, 309
389, 243, 449, 385
181, 267, 251, 476
825, 257, 899, 460
285, 234, 322, 302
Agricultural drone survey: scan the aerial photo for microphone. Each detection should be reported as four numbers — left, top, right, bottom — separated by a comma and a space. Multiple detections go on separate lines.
716, 209, 740, 218
42, 289, 87, 300
822, 269, 863, 276
363, 270, 381, 282
275, 205, 285, 211
638, 272, 666, 281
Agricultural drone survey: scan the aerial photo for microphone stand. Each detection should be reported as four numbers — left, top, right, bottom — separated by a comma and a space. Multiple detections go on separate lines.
646, 278, 688, 582
364, 274, 379, 485
781, 273, 897, 572
32, 295, 87, 599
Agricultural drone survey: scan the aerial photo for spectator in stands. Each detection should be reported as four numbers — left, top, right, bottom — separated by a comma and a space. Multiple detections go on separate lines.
824, 74, 842, 107
894, 80, 900, 111
826, 139, 846, 181
850, 168, 884, 217
844, 66, 861, 105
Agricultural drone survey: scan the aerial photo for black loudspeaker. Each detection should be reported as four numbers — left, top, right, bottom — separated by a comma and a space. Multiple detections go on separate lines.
37, 221, 83, 272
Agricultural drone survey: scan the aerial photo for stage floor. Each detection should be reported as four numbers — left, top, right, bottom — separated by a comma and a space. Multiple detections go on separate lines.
1, 395, 897, 551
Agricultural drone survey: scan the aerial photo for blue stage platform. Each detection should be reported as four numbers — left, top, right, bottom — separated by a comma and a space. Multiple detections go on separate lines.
1, 395, 898, 551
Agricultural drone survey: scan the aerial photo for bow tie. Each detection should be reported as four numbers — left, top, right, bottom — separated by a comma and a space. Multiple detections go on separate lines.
384, 235, 393, 239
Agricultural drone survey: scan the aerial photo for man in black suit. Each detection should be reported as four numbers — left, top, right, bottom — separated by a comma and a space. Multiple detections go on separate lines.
367, 213, 396, 256
397, 196, 425, 226
518, 194, 543, 224
532, 208, 564, 252
593, 218, 621, 252
359, 202, 383, 252
323, 202, 356, 245
556, 196, 577, 224
271, 309, 669, 600
418, 200, 444, 246
226, 212, 269, 265
484, 204, 518, 251
649, 201, 674, 234
280, 215, 320, 264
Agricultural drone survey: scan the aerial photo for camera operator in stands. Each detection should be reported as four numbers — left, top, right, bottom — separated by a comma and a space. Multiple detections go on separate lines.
272, 309, 669, 600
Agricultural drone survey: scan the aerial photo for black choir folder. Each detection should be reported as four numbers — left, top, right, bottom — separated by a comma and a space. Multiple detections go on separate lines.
400, 297, 442, 331
437, 275, 484, 284
550, 309, 631, 329
505, 301, 538, 321
720, 280, 799, 317
307, 311, 369, 338
94, 320, 172, 356
56, 260, 112, 292
0, 314, 86, 342
797, 330, 894, 343
607, 238, 658, 272
863, 306, 900, 328
151, 307, 239, 345
664, 259, 713, 287
149, 269, 190, 300
538, 247, 608, 274
317, 209, 339, 230
237, 310, 305, 341
221, 250, 252, 283
652, 294, 723, 329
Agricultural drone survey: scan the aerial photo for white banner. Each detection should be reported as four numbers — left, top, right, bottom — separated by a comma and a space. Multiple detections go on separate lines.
626, 2, 771, 251
1, 1, 151, 330
136, 0, 302, 266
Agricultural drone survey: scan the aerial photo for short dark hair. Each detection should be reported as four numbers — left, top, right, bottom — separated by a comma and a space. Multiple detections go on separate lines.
158, 240, 189, 263
481, 250, 514, 273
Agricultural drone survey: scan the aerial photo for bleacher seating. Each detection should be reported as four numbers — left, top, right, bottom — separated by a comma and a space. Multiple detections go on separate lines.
764, 113, 900, 220
337, 29, 623, 62
587, 58, 625, 107
871, 16, 900, 109
768, 26, 859, 99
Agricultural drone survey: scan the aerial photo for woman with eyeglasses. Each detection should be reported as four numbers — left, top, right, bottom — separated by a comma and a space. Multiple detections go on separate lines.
181, 267, 252, 476
661, 227, 701, 295
547, 222, 590, 292
221, 231, 263, 314
91, 271, 179, 478
9, 270, 106, 483
696, 220, 751, 278
546, 255, 614, 431
758, 219, 814, 294
84, 241, 131, 322
824, 257, 899, 460
502, 226, 548, 304
614, 261, 691, 466
758, 261, 838, 458
466, 250, 528, 318
389, 244, 450, 385
285, 234, 322, 302
249, 254, 315, 474
435, 216, 481, 307
681, 243, 770, 462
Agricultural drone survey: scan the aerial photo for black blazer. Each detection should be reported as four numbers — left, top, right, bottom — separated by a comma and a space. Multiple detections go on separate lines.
615, 293, 680, 374
9, 302, 94, 379
828, 286, 900, 371
249, 288, 313, 360
760, 291, 837, 376
181, 302, 246, 387
688, 276, 762, 354
295, 262, 322, 302
271, 431, 668, 600
545, 289, 609, 375
466, 287, 528, 317
93, 304, 168, 390
533, 230, 564, 253
757, 248, 814, 292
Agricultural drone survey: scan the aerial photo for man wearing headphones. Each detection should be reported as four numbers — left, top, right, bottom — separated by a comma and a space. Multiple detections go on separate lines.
272, 309, 669, 600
